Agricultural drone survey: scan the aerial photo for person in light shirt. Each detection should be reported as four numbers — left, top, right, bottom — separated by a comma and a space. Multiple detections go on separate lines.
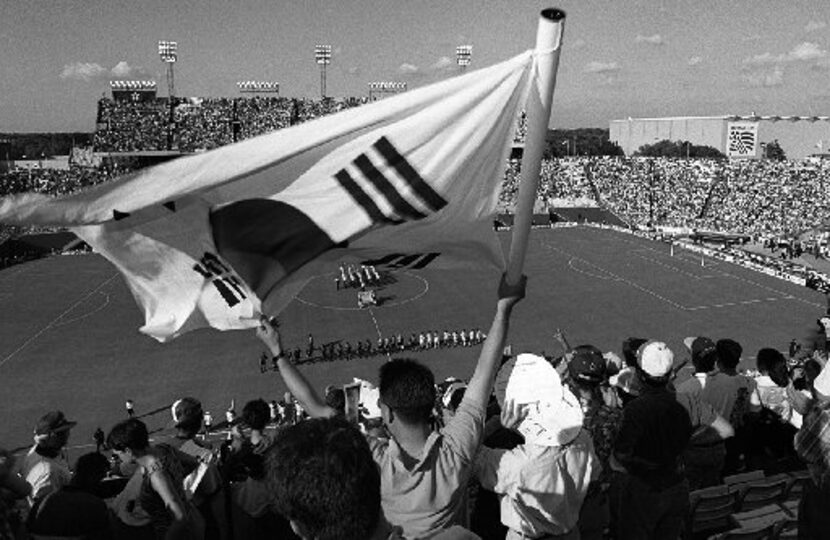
474, 353, 599, 540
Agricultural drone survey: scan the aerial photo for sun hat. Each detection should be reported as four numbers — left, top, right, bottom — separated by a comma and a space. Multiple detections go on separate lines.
494, 353, 583, 446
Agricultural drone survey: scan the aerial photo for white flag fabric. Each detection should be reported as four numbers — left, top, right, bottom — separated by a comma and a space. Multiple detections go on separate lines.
0, 51, 536, 341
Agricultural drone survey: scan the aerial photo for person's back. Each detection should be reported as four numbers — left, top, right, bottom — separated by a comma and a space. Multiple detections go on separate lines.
699, 372, 752, 420
27, 452, 112, 540
612, 342, 694, 540
617, 384, 692, 489
256, 274, 526, 538
367, 359, 485, 538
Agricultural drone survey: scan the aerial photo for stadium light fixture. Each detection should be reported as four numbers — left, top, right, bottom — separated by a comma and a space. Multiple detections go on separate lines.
158, 40, 177, 98
456, 45, 472, 71
158, 40, 178, 151
367, 81, 407, 101
315, 44, 332, 98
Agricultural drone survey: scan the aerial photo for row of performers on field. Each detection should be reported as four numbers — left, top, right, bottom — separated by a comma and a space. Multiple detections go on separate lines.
336, 263, 383, 290
259, 328, 487, 370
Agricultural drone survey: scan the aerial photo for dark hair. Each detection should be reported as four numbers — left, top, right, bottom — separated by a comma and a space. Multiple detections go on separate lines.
692, 349, 718, 374
242, 399, 271, 431
325, 387, 346, 415
106, 418, 149, 452
756, 348, 789, 387
716, 339, 743, 370
72, 452, 110, 490
379, 359, 435, 425
622, 337, 648, 368
265, 417, 381, 540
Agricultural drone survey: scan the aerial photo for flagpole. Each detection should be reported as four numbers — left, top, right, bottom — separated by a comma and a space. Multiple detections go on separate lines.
506, 8, 566, 286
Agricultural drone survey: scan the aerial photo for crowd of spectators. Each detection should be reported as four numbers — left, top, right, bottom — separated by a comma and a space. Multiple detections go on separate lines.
94, 98, 170, 152
501, 156, 830, 242
4, 274, 830, 538
92, 96, 370, 153
173, 98, 234, 152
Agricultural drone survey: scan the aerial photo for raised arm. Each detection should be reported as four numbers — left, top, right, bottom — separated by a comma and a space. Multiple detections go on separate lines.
257, 316, 336, 419
463, 274, 526, 407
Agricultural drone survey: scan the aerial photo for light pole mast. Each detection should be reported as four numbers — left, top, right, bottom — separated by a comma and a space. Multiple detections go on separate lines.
315, 45, 332, 98
158, 40, 178, 150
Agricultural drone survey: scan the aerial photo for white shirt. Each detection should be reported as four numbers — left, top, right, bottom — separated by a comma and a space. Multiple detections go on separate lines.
19, 446, 72, 505
474, 430, 599, 537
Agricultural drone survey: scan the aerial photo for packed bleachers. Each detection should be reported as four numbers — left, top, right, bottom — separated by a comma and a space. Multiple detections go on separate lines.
5, 296, 829, 538
93, 96, 370, 153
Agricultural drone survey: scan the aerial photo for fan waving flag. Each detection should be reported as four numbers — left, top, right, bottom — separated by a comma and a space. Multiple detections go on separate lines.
0, 50, 536, 341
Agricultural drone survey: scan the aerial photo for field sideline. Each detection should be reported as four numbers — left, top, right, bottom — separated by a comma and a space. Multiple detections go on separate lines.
0, 226, 824, 453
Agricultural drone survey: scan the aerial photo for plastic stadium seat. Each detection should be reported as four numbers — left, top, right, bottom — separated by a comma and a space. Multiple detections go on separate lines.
773, 518, 798, 539
783, 470, 810, 502
724, 471, 766, 489
707, 522, 776, 540
730, 503, 789, 529
686, 488, 741, 539
737, 480, 788, 512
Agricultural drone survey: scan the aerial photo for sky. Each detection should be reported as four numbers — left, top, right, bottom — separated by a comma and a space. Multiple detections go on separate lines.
1, 0, 829, 133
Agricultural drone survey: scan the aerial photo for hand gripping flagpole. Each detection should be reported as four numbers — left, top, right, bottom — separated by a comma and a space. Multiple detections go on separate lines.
506, 8, 566, 286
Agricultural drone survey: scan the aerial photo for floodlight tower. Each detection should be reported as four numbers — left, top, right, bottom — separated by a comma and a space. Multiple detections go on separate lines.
456, 45, 472, 72
315, 45, 332, 98
158, 40, 177, 150
158, 40, 177, 97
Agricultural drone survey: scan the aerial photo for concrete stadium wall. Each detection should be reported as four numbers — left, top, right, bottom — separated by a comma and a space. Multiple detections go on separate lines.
610, 117, 726, 156
611, 116, 830, 159
757, 121, 830, 160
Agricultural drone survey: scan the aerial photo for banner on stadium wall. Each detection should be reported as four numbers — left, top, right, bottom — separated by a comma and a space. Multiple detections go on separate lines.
726, 122, 759, 158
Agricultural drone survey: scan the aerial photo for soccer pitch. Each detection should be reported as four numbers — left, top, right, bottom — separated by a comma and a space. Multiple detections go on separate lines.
0, 226, 824, 452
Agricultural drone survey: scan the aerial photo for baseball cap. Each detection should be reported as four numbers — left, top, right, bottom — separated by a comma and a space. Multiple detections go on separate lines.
34, 411, 77, 436
171, 397, 203, 428
638, 341, 674, 378
684, 336, 717, 360
568, 345, 607, 384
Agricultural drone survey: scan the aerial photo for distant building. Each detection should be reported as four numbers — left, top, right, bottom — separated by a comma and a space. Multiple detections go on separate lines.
610, 115, 830, 160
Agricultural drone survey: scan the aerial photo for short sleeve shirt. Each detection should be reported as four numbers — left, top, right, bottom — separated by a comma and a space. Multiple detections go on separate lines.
368, 396, 486, 539
19, 447, 72, 506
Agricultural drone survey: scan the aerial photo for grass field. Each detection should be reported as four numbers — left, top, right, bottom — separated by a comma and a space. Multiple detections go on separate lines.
1, 226, 825, 456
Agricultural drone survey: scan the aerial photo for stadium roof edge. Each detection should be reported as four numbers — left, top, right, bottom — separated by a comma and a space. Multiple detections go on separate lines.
94, 150, 188, 157
610, 116, 731, 122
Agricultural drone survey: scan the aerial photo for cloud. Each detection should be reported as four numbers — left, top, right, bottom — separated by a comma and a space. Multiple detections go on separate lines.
110, 61, 152, 79
571, 39, 586, 49
635, 34, 664, 45
584, 61, 620, 73
688, 56, 702, 66
398, 63, 419, 74
790, 42, 827, 61
742, 66, 784, 87
346, 66, 361, 75
60, 62, 106, 81
61, 60, 152, 81
806, 21, 827, 32
430, 56, 454, 71
743, 41, 828, 65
